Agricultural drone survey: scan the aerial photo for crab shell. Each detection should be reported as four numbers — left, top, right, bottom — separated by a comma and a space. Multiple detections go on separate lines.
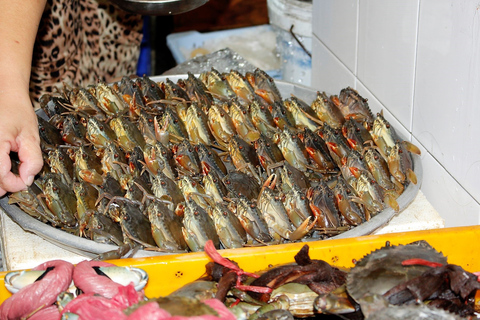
346, 241, 448, 306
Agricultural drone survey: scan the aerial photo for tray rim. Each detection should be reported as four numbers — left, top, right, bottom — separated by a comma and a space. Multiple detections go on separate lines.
111, 0, 208, 16
0, 76, 423, 258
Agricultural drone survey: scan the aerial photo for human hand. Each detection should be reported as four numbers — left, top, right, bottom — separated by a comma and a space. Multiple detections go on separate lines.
0, 89, 43, 197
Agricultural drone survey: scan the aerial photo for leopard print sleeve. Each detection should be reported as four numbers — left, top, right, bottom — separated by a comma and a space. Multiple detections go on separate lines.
30, 0, 143, 109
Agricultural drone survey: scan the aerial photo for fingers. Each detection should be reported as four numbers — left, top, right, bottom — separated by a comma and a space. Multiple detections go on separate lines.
17, 133, 43, 187
0, 145, 27, 193
0, 128, 43, 195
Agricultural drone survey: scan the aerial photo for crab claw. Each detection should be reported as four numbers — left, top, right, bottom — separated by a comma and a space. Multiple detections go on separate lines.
143, 148, 159, 175
346, 138, 359, 150
255, 89, 275, 105
305, 146, 316, 158
309, 203, 338, 229
154, 116, 169, 146
309, 203, 323, 223
407, 168, 417, 185
384, 192, 400, 212
326, 142, 340, 156
348, 167, 361, 179
201, 161, 211, 175
404, 141, 421, 155
175, 203, 185, 218
331, 96, 341, 107
175, 154, 199, 173
262, 173, 277, 190
79, 169, 104, 185
288, 216, 317, 241
258, 155, 269, 170
273, 116, 287, 130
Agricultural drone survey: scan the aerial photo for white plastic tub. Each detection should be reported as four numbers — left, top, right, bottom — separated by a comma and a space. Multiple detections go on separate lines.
267, 0, 313, 86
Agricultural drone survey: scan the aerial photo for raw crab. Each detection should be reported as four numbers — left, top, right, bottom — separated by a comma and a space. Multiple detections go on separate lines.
346, 241, 480, 318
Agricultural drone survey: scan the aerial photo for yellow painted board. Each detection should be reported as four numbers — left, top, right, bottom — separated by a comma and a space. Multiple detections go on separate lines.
1, 226, 479, 304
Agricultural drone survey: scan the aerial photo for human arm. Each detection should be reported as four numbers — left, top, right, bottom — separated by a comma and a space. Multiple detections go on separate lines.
0, 0, 47, 196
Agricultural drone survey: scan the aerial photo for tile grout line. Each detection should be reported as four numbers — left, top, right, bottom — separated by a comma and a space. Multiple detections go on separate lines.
354, 0, 360, 83
410, 0, 421, 135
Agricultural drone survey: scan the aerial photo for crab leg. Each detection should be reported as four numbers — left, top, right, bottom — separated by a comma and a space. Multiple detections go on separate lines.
401, 258, 444, 268
204, 240, 272, 294
204, 240, 257, 278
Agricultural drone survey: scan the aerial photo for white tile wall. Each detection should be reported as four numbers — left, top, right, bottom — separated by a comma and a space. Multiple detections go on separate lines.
357, 0, 419, 130
312, 0, 358, 73
311, 37, 356, 95
355, 81, 411, 141
414, 0, 480, 203
413, 137, 480, 227
311, 0, 480, 226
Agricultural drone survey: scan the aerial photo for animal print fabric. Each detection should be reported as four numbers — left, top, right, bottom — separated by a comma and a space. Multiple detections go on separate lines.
30, 0, 143, 108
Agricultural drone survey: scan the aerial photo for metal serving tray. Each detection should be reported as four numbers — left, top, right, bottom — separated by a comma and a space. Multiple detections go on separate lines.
0, 76, 422, 259
111, 0, 208, 16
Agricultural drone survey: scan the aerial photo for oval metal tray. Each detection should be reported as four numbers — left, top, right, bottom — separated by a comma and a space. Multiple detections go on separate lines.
0, 76, 422, 258
111, 0, 208, 16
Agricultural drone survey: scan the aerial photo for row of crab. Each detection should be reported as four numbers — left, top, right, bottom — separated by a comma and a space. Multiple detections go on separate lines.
9, 68, 420, 256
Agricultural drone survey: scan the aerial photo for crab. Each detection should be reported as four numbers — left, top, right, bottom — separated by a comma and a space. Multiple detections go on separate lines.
345, 241, 480, 318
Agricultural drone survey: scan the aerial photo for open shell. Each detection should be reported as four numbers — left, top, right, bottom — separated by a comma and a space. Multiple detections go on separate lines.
4, 266, 148, 294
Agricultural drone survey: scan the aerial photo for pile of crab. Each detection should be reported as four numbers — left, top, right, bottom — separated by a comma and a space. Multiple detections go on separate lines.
175, 240, 480, 320
9, 68, 421, 256
2, 240, 478, 319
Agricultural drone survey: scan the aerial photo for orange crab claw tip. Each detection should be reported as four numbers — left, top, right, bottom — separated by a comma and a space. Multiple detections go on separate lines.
305, 147, 316, 157
201, 161, 211, 174
309, 203, 321, 216
175, 204, 185, 217
258, 155, 267, 168
347, 138, 358, 149
331, 96, 340, 106
326, 141, 336, 148
348, 166, 360, 178
326, 142, 339, 155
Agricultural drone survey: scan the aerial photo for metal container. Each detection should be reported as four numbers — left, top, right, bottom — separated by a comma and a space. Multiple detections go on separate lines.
111, 0, 208, 16
0, 76, 422, 259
